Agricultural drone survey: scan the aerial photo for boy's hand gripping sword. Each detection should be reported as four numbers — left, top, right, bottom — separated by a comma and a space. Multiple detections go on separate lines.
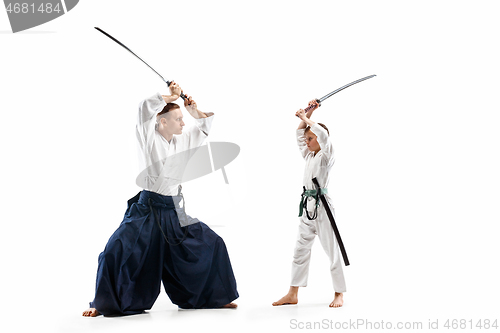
95, 27, 188, 101
303, 74, 376, 113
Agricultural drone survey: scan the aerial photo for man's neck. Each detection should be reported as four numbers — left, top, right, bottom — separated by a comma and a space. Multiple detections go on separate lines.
159, 130, 173, 143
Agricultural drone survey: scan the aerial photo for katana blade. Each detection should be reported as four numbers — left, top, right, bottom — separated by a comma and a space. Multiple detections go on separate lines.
302, 74, 376, 113
95, 27, 187, 100
319, 74, 376, 103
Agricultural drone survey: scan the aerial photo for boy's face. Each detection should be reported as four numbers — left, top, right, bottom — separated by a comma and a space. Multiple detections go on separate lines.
305, 130, 321, 154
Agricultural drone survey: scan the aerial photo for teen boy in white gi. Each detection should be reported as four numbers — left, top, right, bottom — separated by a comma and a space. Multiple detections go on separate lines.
273, 100, 346, 308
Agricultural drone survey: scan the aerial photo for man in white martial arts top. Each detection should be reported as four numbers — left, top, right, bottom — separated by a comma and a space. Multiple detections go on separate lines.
135, 83, 214, 194
83, 82, 238, 317
273, 100, 346, 308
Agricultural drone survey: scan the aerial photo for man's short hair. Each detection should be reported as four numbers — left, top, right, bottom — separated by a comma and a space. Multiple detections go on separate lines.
305, 123, 329, 136
157, 103, 180, 117
156, 103, 180, 130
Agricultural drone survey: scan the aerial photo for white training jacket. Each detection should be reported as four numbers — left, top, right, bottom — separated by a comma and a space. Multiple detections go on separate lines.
135, 93, 214, 196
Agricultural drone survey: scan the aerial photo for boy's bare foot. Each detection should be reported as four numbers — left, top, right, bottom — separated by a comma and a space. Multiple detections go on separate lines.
82, 308, 100, 317
272, 286, 299, 306
329, 292, 343, 308
221, 302, 238, 308
272, 294, 298, 306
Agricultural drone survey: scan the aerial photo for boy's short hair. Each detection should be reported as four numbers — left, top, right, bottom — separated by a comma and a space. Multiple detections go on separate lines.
305, 123, 329, 136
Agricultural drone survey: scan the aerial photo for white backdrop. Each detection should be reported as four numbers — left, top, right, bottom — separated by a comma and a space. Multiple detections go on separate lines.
1, 1, 499, 332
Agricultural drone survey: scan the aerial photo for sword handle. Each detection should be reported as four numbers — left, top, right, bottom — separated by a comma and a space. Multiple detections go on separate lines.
167, 80, 188, 101
296, 99, 321, 118
304, 99, 321, 113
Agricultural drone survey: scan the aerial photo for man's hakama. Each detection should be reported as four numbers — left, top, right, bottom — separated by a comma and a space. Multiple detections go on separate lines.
90, 190, 238, 315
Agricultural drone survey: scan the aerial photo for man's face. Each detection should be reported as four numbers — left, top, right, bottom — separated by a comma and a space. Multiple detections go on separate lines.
163, 108, 185, 135
305, 130, 320, 154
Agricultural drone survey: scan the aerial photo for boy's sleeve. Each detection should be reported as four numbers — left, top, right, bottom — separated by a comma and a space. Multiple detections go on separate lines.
296, 128, 309, 159
309, 123, 334, 162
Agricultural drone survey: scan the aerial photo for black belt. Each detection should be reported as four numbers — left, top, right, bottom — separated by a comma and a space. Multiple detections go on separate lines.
312, 177, 350, 266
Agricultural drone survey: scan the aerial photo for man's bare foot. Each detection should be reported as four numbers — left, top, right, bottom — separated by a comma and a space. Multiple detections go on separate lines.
329, 292, 343, 308
273, 287, 299, 306
82, 308, 100, 317
221, 303, 238, 308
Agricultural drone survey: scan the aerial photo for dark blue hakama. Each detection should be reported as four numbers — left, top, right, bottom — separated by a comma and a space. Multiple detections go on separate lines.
90, 190, 238, 315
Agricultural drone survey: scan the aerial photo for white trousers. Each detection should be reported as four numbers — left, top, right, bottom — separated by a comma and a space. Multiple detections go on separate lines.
290, 203, 346, 293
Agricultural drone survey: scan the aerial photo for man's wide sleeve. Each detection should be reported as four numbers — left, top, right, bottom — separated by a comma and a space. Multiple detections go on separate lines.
182, 115, 215, 149
136, 93, 166, 151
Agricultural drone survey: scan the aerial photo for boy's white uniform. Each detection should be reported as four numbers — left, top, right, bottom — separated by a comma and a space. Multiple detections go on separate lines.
291, 123, 346, 293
